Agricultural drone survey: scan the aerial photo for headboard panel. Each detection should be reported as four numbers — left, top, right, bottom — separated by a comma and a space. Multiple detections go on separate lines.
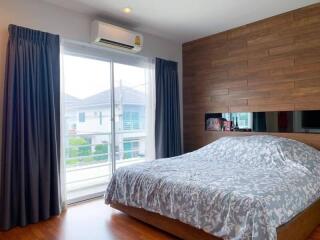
183, 3, 320, 152
185, 132, 320, 151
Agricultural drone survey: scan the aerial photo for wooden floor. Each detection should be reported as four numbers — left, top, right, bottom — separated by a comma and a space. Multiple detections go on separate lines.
0, 198, 320, 240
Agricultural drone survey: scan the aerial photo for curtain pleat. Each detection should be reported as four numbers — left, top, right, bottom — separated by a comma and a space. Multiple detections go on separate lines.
0, 24, 61, 230
155, 58, 182, 159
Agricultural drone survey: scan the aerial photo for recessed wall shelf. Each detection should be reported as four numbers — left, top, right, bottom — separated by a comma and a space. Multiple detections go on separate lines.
205, 110, 320, 134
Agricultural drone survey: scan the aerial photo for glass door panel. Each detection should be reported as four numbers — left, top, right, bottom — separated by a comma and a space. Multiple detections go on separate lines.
62, 42, 153, 203
113, 63, 148, 169
63, 54, 112, 202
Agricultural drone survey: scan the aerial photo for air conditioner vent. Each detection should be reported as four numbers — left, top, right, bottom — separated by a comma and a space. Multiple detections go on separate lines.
98, 38, 134, 50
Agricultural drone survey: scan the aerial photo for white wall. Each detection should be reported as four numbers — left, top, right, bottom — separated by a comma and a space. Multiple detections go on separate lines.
0, 0, 183, 151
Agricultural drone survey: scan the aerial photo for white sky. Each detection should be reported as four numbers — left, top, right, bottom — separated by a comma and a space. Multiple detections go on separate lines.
63, 54, 146, 99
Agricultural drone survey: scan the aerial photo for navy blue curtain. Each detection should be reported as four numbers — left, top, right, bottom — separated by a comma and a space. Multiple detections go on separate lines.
0, 25, 61, 230
155, 58, 182, 158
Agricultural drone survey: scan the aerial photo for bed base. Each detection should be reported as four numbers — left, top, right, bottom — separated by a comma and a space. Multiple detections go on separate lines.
111, 198, 320, 240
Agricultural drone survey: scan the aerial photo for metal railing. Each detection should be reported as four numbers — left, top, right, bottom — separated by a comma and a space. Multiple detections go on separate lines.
64, 131, 145, 167
66, 157, 143, 184
65, 157, 145, 197
64, 131, 146, 198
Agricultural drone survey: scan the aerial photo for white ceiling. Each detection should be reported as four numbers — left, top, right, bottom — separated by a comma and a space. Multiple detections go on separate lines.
42, 0, 319, 43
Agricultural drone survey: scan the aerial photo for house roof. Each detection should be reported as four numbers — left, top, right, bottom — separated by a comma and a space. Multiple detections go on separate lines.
65, 94, 80, 105
65, 87, 146, 109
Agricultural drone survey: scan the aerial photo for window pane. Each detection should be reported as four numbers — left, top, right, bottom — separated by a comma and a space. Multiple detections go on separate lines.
114, 63, 147, 169
63, 54, 111, 202
79, 112, 85, 122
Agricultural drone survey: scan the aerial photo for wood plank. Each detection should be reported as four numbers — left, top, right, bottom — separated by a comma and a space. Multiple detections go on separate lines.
0, 199, 178, 240
293, 4, 320, 20
230, 103, 294, 113
295, 78, 320, 88
295, 103, 320, 111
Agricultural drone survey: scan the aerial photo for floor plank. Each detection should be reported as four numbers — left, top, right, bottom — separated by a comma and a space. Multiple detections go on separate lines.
0, 198, 319, 240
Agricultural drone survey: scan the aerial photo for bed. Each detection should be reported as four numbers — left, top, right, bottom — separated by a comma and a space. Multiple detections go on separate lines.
105, 135, 320, 240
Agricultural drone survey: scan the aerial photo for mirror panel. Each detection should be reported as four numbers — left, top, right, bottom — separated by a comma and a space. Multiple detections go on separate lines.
205, 110, 320, 133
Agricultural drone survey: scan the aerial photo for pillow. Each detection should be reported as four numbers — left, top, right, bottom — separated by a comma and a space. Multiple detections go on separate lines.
197, 135, 320, 174
277, 138, 320, 176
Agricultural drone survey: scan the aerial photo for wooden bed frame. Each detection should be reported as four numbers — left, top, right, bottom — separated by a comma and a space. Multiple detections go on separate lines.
111, 133, 320, 240
111, 199, 320, 240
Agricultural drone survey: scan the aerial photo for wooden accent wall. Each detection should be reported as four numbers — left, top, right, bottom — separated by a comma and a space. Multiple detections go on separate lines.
183, 3, 320, 152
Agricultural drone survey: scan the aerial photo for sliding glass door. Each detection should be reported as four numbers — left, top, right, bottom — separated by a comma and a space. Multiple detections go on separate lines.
63, 54, 112, 202
62, 42, 153, 203
114, 63, 148, 169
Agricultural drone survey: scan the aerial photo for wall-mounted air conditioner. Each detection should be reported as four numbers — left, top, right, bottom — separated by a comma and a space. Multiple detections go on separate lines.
91, 20, 143, 53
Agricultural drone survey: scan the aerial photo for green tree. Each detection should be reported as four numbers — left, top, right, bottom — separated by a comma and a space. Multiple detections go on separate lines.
66, 137, 92, 166
94, 144, 108, 161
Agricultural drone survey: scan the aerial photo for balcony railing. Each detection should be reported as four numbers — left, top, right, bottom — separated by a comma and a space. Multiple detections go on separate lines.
66, 157, 145, 201
64, 131, 146, 201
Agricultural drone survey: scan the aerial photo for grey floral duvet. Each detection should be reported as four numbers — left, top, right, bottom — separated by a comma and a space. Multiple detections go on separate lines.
105, 135, 320, 240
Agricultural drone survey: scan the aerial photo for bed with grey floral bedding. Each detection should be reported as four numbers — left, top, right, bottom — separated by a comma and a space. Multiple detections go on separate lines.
105, 135, 320, 240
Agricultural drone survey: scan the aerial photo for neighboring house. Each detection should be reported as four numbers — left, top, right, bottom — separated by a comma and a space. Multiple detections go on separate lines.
64, 86, 146, 165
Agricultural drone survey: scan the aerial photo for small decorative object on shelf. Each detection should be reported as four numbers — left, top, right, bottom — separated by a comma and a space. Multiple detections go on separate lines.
223, 120, 233, 131
206, 118, 222, 131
